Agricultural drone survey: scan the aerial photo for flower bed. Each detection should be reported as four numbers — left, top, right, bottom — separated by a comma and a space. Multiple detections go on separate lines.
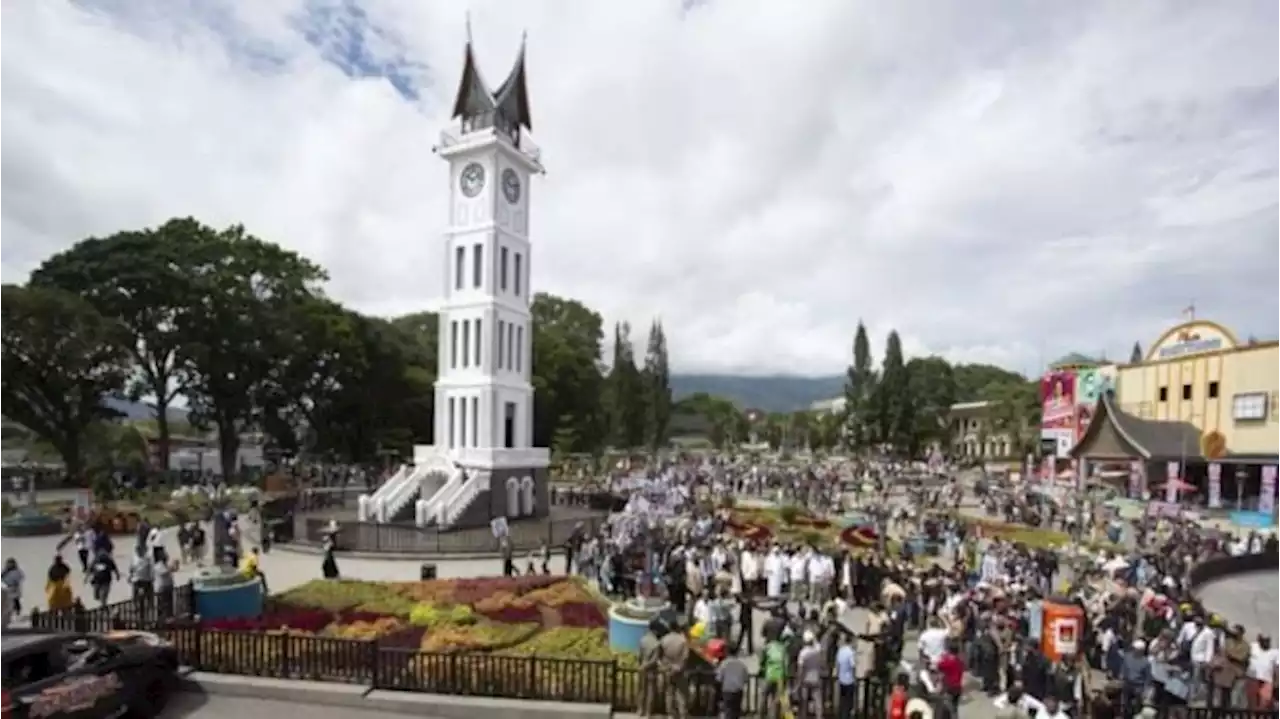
265, 576, 623, 660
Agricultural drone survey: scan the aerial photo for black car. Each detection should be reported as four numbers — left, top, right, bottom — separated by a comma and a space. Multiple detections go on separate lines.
1, 629, 179, 719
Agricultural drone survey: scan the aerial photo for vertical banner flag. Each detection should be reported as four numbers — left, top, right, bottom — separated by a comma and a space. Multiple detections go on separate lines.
1207, 463, 1222, 509
1165, 461, 1180, 502
1129, 460, 1143, 498
1260, 466, 1277, 515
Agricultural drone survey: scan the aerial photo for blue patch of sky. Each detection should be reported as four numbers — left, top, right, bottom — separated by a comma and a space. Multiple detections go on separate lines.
291, 0, 429, 102
68, 0, 427, 100
70, 0, 293, 74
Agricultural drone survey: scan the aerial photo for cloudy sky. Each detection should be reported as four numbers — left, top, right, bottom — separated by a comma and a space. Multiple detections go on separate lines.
3, 0, 1277, 376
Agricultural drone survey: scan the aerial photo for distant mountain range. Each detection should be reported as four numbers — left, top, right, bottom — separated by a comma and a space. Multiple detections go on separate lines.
671, 374, 843, 413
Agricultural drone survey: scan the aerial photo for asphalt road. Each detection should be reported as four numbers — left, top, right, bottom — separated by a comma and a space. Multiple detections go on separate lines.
162, 691, 429, 719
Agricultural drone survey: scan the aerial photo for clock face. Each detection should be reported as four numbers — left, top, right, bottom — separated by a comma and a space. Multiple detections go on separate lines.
459, 163, 485, 198
501, 168, 521, 204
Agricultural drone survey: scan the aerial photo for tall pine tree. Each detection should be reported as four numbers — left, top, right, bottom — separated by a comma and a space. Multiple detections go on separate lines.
842, 321, 877, 453
605, 322, 646, 450
872, 330, 914, 454
642, 320, 672, 452
1129, 342, 1143, 363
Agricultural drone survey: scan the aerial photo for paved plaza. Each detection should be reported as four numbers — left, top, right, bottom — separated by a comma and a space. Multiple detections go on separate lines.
1194, 569, 1280, 639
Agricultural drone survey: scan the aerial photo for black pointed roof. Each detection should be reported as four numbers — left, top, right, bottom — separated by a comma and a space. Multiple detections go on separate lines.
1070, 392, 1202, 460
450, 37, 532, 131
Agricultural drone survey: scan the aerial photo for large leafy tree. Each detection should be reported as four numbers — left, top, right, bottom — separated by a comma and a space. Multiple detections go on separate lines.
905, 356, 957, 457
172, 221, 327, 478
642, 320, 672, 452
982, 380, 1041, 458
530, 294, 606, 454
841, 321, 877, 453
30, 225, 198, 469
1, 285, 131, 480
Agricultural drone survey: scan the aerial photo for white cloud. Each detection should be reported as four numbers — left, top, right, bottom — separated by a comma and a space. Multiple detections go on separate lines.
3, 0, 1276, 376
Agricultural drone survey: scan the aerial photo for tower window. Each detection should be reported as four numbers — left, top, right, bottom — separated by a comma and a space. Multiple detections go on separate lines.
448, 397, 456, 448
470, 396, 479, 448
497, 320, 505, 370
454, 246, 465, 290
459, 396, 468, 447
514, 253, 523, 296
1208, 381, 1219, 399
450, 320, 459, 369
1182, 384, 1192, 401
473, 243, 483, 288
506, 322, 514, 370
474, 319, 483, 367
500, 247, 509, 292
461, 320, 471, 368
1158, 387, 1168, 402
516, 324, 524, 372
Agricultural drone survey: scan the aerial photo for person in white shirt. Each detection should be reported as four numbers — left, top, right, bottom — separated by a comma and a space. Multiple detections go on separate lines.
788, 550, 808, 607
1247, 635, 1278, 710
740, 548, 759, 595
994, 688, 1069, 719
764, 547, 785, 599
918, 618, 949, 666
1189, 622, 1217, 701
807, 552, 832, 605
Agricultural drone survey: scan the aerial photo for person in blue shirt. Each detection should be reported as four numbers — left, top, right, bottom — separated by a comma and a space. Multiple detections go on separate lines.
835, 631, 858, 719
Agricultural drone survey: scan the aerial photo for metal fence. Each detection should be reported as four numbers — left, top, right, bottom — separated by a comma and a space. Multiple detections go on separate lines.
299, 515, 608, 554
28, 596, 879, 713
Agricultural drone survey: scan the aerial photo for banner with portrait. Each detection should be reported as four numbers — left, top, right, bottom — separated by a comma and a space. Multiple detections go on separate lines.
1040, 371, 1077, 431
1260, 466, 1277, 515
1207, 463, 1222, 509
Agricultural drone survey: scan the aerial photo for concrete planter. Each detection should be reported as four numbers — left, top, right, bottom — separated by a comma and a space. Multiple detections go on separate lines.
193, 569, 264, 620
607, 598, 668, 654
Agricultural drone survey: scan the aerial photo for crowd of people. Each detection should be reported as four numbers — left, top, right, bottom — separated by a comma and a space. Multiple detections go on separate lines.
546, 461, 1278, 719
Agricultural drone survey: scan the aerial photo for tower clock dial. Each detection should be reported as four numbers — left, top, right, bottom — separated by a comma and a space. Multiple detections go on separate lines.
459, 162, 486, 198
501, 168, 522, 203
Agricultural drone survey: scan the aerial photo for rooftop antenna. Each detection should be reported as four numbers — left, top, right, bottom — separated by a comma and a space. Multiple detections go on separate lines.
465, 10, 473, 44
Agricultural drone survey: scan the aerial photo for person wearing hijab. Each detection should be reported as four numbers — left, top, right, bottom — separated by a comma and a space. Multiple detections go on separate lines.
45, 555, 74, 611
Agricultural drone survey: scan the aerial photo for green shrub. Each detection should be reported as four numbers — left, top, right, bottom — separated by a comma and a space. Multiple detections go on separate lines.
778, 504, 801, 526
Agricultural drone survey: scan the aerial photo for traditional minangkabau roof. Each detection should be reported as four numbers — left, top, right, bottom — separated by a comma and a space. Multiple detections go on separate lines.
1049, 352, 1102, 370
450, 30, 532, 131
1071, 392, 1202, 460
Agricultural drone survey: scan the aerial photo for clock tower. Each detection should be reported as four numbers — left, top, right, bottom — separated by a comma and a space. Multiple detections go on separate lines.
394, 31, 550, 529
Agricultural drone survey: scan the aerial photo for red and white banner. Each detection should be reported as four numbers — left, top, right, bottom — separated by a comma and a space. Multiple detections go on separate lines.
1165, 461, 1180, 502
1260, 465, 1277, 515
1207, 463, 1222, 509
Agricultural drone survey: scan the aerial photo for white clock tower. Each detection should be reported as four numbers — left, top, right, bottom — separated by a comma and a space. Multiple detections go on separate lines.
404, 31, 550, 528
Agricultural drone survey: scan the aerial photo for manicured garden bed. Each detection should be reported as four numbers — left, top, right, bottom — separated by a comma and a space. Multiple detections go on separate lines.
231, 576, 631, 665
726, 506, 880, 551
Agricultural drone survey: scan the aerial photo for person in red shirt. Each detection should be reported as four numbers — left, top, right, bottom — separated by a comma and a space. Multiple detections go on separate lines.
888, 673, 910, 719
935, 641, 966, 713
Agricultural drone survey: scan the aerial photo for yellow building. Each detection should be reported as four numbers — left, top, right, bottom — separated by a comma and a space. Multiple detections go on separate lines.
1114, 319, 1278, 459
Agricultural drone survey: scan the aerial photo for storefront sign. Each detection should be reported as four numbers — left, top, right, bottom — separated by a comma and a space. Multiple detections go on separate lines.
1207, 463, 1222, 509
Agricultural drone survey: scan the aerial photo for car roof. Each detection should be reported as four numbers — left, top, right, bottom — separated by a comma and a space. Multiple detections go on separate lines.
1, 631, 76, 657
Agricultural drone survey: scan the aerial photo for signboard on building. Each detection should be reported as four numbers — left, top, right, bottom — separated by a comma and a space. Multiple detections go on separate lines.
1148, 321, 1236, 361
1040, 371, 1077, 458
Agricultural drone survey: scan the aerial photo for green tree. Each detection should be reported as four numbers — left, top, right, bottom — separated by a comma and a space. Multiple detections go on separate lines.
982, 380, 1040, 458
173, 222, 326, 478
841, 321, 877, 453
642, 320, 672, 452
605, 322, 646, 450
530, 294, 606, 454
905, 356, 957, 457
30, 224, 200, 470
871, 330, 914, 455
1, 285, 131, 481
1129, 342, 1143, 363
